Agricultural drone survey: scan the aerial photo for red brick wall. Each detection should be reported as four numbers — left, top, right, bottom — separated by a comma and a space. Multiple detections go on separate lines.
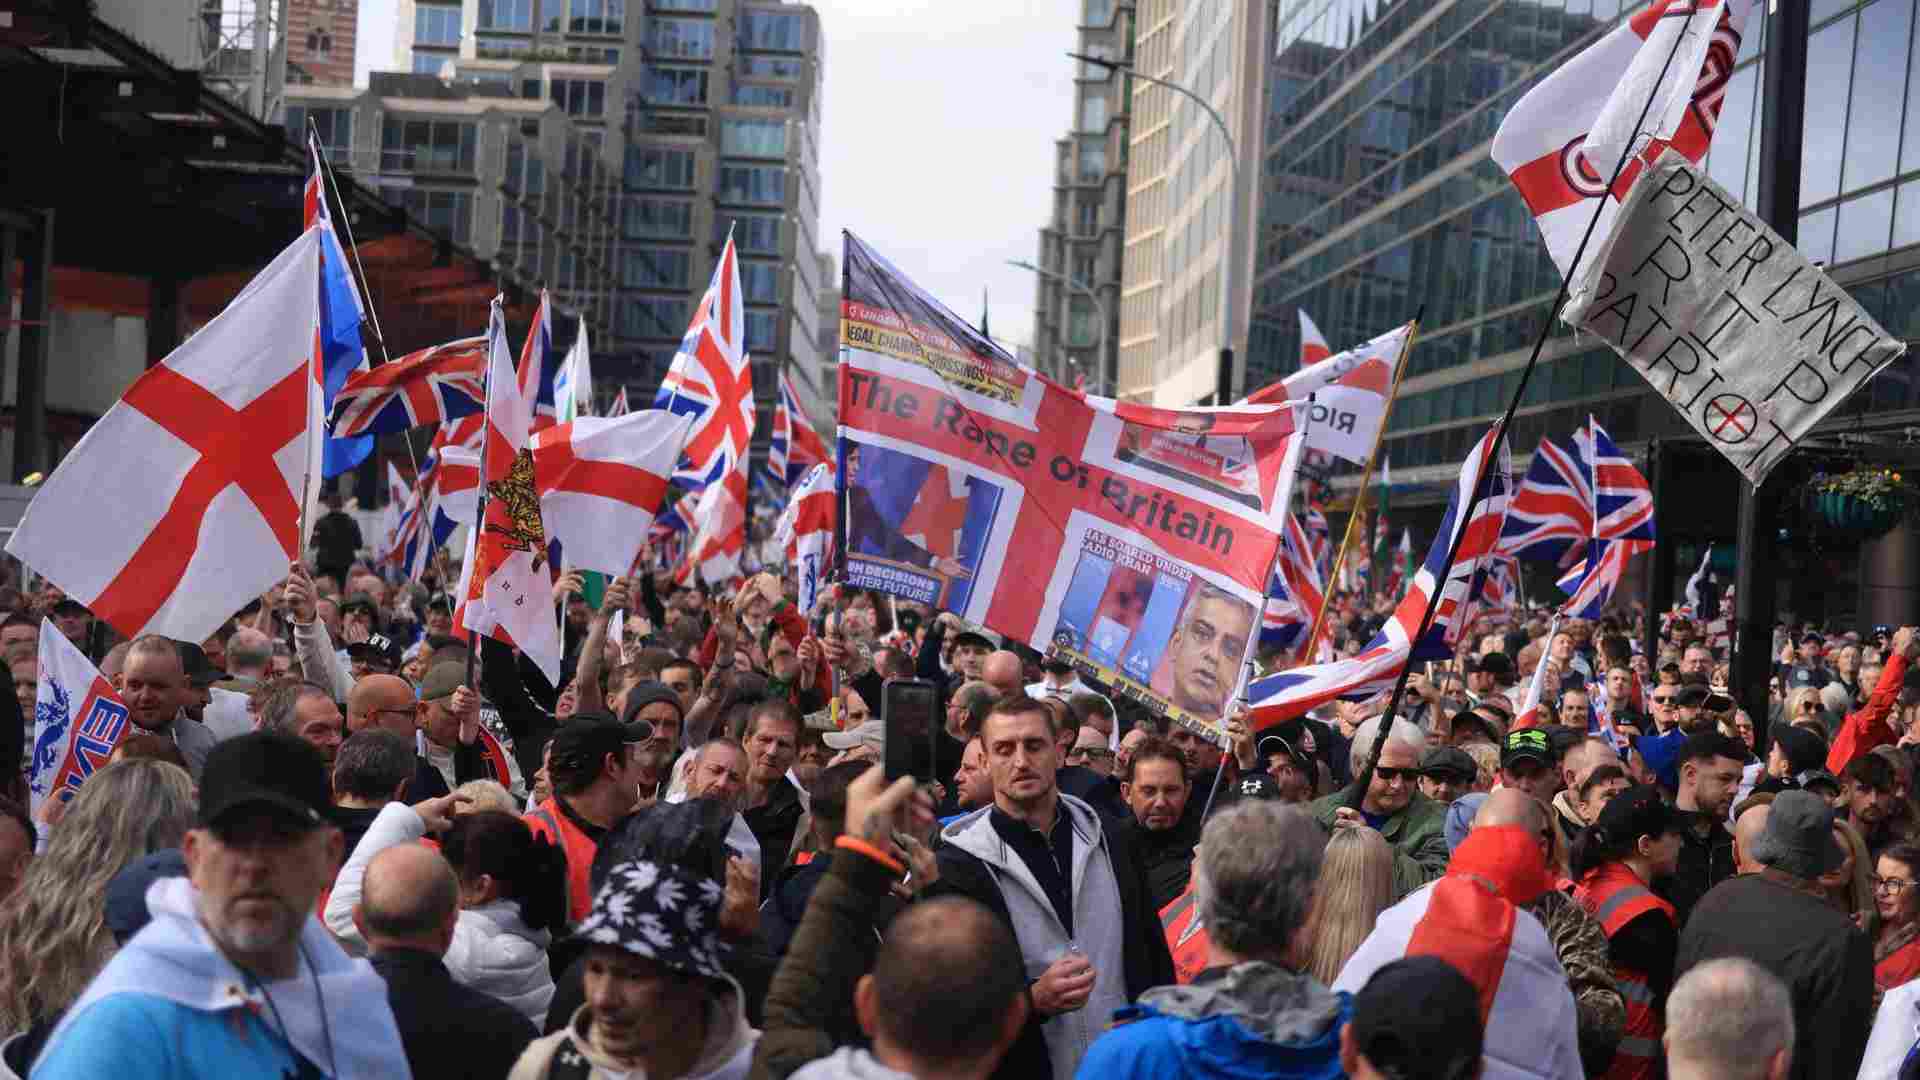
287, 0, 358, 86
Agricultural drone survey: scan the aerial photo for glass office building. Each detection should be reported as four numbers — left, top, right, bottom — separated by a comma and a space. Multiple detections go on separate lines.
1248, 0, 1920, 494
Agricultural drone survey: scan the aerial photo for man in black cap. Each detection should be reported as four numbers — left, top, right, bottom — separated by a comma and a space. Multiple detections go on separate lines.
1418, 746, 1478, 807
48, 597, 91, 653
31, 732, 410, 1078
346, 633, 402, 680
1498, 728, 1558, 803
1670, 683, 1712, 733
526, 714, 652, 924
1258, 731, 1319, 804
1339, 956, 1484, 1080
1755, 722, 1829, 796
1466, 652, 1516, 708
340, 592, 382, 645
620, 681, 686, 801
1676, 790, 1873, 1080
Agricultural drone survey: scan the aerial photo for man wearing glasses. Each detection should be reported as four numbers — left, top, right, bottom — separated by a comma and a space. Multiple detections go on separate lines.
1065, 728, 1117, 778
1311, 716, 1449, 899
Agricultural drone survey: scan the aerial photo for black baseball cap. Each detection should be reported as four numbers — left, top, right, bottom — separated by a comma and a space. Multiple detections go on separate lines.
1348, 956, 1484, 1080
1468, 653, 1514, 678
1769, 722, 1829, 776
950, 630, 994, 652
346, 632, 403, 670
1420, 745, 1479, 784
548, 715, 651, 784
197, 731, 332, 831
1501, 727, 1553, 770
174, 640, 223, 688
425, 593, 454, 614
1672, 684, 1710, 708
1256, 731, 1315, 780
342, 592, 380, 618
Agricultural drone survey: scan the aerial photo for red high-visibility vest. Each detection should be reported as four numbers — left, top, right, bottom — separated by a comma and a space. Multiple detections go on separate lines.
526, 797, 599, 923
1575, 862, 1676, 1080
1160, 882, 1209, 985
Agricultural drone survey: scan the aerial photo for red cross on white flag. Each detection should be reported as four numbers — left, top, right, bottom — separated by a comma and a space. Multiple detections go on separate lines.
530, 410, 690, 577
7, 229, 323, 641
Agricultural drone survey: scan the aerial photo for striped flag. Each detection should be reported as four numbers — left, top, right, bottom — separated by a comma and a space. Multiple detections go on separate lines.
769, 367, 832, 486
774, 463, 835, 617
1499, 435, 1591, 563
1262, 509, 1328, 658
1299, 309, 1331, 369
1249, 425, 1513, 723
655, 233, 752, 491
1557, 417, 1655, 618
1512, 615, 1562, 730
303, 134, 374, 482
328, 336, 487, 437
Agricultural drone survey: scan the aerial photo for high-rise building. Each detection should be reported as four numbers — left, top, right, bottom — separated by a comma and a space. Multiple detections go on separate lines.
812, 249, 837, 419
1114, 0, 1270, 405
1248, 1, 1920, 626
383, 0, 826, 451
1030, 0, 1133, 395
288, 0, 358, 85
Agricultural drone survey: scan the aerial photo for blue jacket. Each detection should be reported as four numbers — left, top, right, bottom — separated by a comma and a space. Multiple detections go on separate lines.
1074, 962, 1349, 1080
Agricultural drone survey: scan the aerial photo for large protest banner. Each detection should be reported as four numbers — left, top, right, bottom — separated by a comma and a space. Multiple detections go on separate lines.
1562, 158, 1907, 485
838, 233, 1306, 741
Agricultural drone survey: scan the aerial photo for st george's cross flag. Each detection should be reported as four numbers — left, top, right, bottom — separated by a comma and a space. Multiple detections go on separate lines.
328, 336, 486, 437
1248, 425, 1512, 724
1299, 310, 1332, 369
530, 410, 689, 577
770, 367, 832, 487
457, 296, 563, 686
8, 230, 322, 642
25, 618, 130, 816
655, 232, 752, 491
774, 462, 836, 618
1492, 0, 1752, 285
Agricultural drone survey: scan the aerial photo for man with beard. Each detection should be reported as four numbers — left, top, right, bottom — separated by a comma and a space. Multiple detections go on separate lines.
1162, 585, 1252, 723
31, 732, 408, 1077
1660, 732, 1747, 927
1841, 753, 1906, 859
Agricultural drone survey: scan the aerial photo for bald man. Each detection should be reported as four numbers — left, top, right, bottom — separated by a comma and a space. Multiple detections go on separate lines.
1733, 802, 1772, 874
348, 675, 418, 736
982, 650, 1025, 697
354, 845, 535, 1078
1474, 786, 1550, 836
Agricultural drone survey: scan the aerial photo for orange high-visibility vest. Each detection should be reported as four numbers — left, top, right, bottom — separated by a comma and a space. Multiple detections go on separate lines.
1575, 863, 1675, 1080
526, 797, 599, 923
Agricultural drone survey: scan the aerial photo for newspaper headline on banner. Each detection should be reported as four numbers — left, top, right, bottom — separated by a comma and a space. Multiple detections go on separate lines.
837, 232, 1306, 743
1562, 158, 1907, 486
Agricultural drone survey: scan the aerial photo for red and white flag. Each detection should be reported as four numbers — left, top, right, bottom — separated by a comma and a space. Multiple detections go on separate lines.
530, 411, 689, 577
773, 462, 835, 617
1512, 615, 1563, 731
678, 450, 749, 587
1492, 0, 1752, 284
1250, 321, 1410, 467
25, 618, 130, 816
1299, 310, 1331, 369
7, 230, 322, 641
607, 386, 630, 417
457, 297, 563, 686
374, 462, 410, 566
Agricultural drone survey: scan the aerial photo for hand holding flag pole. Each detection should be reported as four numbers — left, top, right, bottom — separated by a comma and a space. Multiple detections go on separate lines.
1348, 17, 1701, 808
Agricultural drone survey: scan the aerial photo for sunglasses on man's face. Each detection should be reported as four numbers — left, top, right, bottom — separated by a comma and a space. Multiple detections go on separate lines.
1373, 766, 1416, 782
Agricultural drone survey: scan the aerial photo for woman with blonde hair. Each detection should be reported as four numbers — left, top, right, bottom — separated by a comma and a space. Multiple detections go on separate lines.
1301, 826, 1393, 984
0, 759, 196, 1066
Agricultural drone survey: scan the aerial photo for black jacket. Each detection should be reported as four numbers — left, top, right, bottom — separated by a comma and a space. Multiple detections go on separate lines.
369, 947, 537, 1080
929, 804, 1175, 1080
1657, 812, 1735, 928
745, 777, 806, 898
1676, 873, 1874, 1080
1133, 813, 1200, 911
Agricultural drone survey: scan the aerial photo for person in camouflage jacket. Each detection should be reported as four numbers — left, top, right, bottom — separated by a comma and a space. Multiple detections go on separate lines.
1526, 888, 1626, 1078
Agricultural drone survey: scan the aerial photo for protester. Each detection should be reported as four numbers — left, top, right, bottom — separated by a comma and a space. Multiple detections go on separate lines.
1339, 956, 1485, 1080
526, 714, 651, 922
1417, 745, 1478, 807
1875, 842, 1920, 1005
1302, 826, 1393, 985
1676, 790, 1874, 1080
1663, 732, 1746, 926
1570, 786, 1683, 1080
932, 694, 1173, 1079
1665, 958, 1796, 1080
30, 732, 409, 1076
1121, 736, 1199, 909
1309, 716, 1448, 898
257, 678, 345, 767
1075, 801, 1350, 1079
740, 701, 805, 894
330, 727, 419, 855
1845, 753, 1909, 860
354, 842, 539, 1080
0, 798, 27, 905
119, 634, 219, 777
759, 761, 877, 959
0, 760, 196, 1071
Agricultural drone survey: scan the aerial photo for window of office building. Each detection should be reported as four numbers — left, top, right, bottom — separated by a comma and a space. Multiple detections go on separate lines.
626, 146, 696, 189
738, 10, 804, 50
718, 165, 785, 204
739, 56, 801, 80
647, 18, 714, 59
551, 79, 606, 117
730, 214, 781, 253
380, 117, 476, 173
412, 52, 451, 73
415, 3, 460, 45
624, 196, 694, 238
643, 67, 708, 105
746, 311, 778, 351
623, 248, 692, 289
566, 44, 620, 63
622, 296, 689, 339
650, 0, 715, 9
285, 105, 351, 163
1084, 0, 1114, 26
568, 0, 623, 35
1078, 144, 1105, 182
741, 261, 781, 302
403, 190, 474, 245
476, 0, 532, 31
731, 84, 794, 107
1079, 95, 1106, 133
720, 118, 786, 157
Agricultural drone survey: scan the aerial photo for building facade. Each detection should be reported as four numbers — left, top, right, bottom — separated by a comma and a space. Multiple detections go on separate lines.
382, 0, 826, 445
288, 0, 359, 86
1249, 0, 1920, 624
1030, 0, 1134, 395
1114, 0, 1270, 405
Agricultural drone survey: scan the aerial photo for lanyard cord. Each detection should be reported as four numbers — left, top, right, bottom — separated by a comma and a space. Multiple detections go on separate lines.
242, 941, 337, 1078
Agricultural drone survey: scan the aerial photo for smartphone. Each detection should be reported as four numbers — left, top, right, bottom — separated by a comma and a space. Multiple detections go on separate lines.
883, 678, 940, 784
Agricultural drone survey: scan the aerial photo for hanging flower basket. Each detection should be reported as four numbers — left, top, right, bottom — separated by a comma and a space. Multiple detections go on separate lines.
1803, 469, 1910, 540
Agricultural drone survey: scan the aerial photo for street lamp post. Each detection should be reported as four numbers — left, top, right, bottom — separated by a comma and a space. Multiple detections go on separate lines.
1009, 258, 1107, 393
1069, 50, 1241, 406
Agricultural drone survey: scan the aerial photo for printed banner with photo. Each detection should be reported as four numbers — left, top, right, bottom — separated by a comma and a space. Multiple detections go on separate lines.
837, 232, 1306, 743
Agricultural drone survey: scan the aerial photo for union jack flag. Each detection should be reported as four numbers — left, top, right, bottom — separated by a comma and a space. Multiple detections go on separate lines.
1499, 435, 1591, 563
1303, 505, 1332, 577
1262, 510, 1327, 658
654, 232, 752, 490
328, 337, 486, 437
1249, 425, 1512, 723
769, 367, 831, 486
1557, 417, 1655, 618
521, 290, 562, 433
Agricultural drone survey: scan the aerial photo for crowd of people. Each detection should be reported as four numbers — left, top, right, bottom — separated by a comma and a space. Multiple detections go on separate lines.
1, 536, 1920, 1080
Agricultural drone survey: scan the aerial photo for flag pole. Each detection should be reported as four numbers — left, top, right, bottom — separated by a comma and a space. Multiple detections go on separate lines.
1296, 312, 1421, 666
463, 298, 501, 692
1347, 21, 1697, 809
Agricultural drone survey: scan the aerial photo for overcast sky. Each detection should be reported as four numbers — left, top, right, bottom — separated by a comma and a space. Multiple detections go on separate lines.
356, 0, 1077, 350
